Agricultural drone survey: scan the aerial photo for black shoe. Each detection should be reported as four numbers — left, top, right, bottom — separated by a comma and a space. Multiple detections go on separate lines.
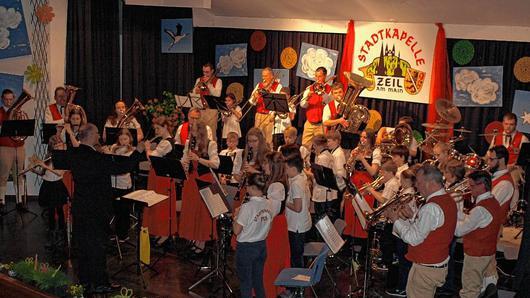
93, 283, 120, 294
479, 283, 498, 298
436, 287, 455, 296
16, 203, 28, 212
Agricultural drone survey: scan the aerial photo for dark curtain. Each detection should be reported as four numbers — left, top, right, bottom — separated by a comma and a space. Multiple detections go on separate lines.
192, 28, 345, 135
121, 6, 194, 103
65, 0, 120, 129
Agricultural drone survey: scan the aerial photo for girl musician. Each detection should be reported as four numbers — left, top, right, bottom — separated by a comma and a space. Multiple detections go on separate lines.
61, 105, 87, 148
34, 136, 69, 247
221, 93, 242, 147
103, 100, 144, 143
343, 131, 380, 251
180, 120, 220, 252
108, 129, 135, 241
233, 173, 273, 298
261, 151, 291, 298
142, 119, 178, 244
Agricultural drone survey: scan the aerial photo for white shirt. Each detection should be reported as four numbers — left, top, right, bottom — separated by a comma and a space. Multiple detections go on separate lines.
497, 131, 529, 148
393, 188, 450, 265
42, 161, 63, 182
248, 82, 283, 108
181, 139, 220, 170
104, 117, 141, 130
312, 150, 337, 202
110, 145, 134, 189
286, 172, 312, 233
174, 124, 213, 145
272, 104, 295, 134
300, 84, 331, 108
371, 147, 383, 166
382, 177, 400, 202
150, 139, 173, 157
267, 182, 286, 216
219, 148, 243, 183
193, 77, 222, 98
455, 192, 494, 237
300, 146, 311, 169
322, 99, 340, 123
331, 146, 347, 191
396, 164, 409, 184
492, 169, 515, 207
236, 196, 274, 243
222, 106, 242, 138
44, 104, 65, 124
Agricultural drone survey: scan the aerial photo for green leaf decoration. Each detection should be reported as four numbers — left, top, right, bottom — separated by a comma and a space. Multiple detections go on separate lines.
452, 40, 475, 65
24, 64, 44, 84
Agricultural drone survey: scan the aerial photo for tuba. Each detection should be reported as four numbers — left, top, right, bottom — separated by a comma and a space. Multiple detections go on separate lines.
336, 72, 372, 133
117, 98, 146, 128
6, 90, 32, 141
389, 123, 413, 148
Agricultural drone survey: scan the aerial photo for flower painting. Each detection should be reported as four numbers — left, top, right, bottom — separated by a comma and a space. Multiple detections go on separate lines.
452, 66, 503, 107
296, 42, 338, 81
0, 0, 31, 59
215, 43, 248, 77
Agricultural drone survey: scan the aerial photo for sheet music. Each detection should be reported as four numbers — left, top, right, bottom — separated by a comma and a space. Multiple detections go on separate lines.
199, 187, 229, 218
315, 215, 345, 254
351, 193, 370, 230
175, 94, 203, 108
122, 190, 168, 207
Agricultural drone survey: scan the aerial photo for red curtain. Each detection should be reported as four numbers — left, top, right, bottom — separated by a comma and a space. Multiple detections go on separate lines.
339, 20, 355, 88
427, 23, 452, 124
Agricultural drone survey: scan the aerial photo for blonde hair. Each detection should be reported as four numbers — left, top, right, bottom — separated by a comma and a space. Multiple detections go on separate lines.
283, 126, 297, 137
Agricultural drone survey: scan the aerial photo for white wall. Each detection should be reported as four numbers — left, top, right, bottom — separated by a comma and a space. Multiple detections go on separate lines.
193, 8, 530, 43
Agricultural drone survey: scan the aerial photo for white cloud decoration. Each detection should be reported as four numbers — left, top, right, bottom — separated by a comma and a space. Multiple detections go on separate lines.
217, 46, 247, 75
300, 48, 334, 78
0, 6, 22, 50
455, 69, 499, 105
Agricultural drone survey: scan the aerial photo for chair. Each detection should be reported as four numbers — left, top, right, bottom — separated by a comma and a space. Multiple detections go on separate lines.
274, 244, 330, 297
303, 218, 347, 296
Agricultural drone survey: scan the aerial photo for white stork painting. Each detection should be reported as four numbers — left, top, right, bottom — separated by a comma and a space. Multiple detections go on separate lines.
161, 18, 193, 53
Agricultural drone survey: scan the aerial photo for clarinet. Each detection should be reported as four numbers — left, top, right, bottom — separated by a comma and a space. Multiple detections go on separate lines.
238, 147, 253, 202
188, 135, 197, 173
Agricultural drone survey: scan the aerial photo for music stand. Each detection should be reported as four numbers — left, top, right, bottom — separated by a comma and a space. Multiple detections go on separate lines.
262, 93, 289, 133
149, 156, 186, 261
0, 119, 36, 217
203, 95, 226, 111
42, 123, 60, 144
105, 127, 139, 146
217, 155, 234, 176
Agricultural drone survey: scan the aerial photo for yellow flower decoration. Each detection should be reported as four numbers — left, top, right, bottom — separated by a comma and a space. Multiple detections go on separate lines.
25, 64, 43, 84
35, 4, 55, 24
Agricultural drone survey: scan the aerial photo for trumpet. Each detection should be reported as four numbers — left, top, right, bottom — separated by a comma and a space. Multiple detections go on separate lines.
446, 178, 472, 202
358, 175, 384, 192
366, 191, 425, 223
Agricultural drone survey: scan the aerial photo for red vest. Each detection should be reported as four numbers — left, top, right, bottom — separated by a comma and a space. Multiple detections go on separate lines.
48, 104, 63, 121
0, 109, 24, 147
492, 172, 514, 220
463, 197, 502, 256
406, 193, 457, 264
324, 100, 338, 133
179, 122, 190, 145
494, 132, 523, 165
256, 81, 280, 114
305, 84, 331, 124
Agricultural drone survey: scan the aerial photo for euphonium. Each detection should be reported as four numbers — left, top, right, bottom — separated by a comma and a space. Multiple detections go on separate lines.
336, 72, 372, 133
7, 90, 32, 141
366, 191, 425, 223
117, 98, 146, 128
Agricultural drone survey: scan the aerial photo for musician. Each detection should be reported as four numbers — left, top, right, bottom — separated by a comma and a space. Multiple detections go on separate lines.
310, 134, 337, 219
482, 145, 516, 290
491, 112, 529, 165
391, 145, 410, 184
322, 82, 349, 132
300, 66, 331, 148
0, 89, 25, 213
108, 129, 135, 241
261, 152, 291, 298
271, 87, 295, 151
279, 127, 311, 169
44, 87, 68, 124
238, 127, 270, 180
61, 105, 87, 148
452, 170, 501, 298
221, 93, 242, 146
66, 123, 143, 293
142, 119, 179, 244
389, 164, 457, 298
285, 154, 312, 268
249, 67, 283, 146
219, 132, 243, 184
103, 100, 144, 143
326, 130, 347, 218
396, 116, 419, 158
175, 107, 213, 145
180, 120, 220, 246
432, 142, 451, 169
193, 62, 222, 142
354, 130, 382, 177
233, 173, 274, 298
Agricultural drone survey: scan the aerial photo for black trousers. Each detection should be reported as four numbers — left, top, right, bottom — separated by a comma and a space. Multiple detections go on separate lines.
73, 212, 110, 287
289, 231, 306, 268
112, 188, 132, 239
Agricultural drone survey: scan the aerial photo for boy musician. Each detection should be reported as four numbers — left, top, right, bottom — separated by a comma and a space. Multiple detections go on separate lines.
322, 82, 349, 133
491, 112, 528, 165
